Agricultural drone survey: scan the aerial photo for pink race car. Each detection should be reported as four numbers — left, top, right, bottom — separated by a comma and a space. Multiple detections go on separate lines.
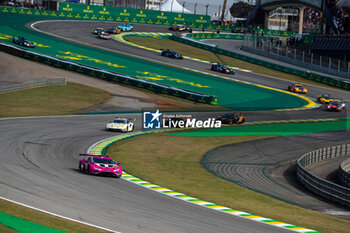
79, 154, 122, 178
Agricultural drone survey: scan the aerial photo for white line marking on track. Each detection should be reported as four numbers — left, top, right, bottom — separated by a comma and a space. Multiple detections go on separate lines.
0, 196, 121, 233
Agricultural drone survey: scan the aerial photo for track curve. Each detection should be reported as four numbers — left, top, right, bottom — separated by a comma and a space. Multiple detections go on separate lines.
31, 20, 350, 107
0, 115, 290, 233
0, 18, 349, 233
201, 130, 350, 217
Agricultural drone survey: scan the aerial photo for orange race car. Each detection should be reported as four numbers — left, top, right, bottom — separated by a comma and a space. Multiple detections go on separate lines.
288, 82, 307, 94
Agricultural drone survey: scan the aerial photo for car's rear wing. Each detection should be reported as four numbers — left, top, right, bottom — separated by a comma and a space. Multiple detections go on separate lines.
114, 117, 136, 122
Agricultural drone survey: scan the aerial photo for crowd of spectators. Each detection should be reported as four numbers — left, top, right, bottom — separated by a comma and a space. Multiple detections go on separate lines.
2, 1, 44, 10
303, 7, 322, 31
327, 0, 350, 34
332, 7, 350, 34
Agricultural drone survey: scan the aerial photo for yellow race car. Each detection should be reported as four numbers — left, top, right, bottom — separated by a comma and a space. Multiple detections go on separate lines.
317, 94, 332, 104
288, 82, 307, 94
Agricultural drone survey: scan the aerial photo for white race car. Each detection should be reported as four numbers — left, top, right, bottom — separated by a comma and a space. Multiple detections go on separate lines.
105, 118, 134, 132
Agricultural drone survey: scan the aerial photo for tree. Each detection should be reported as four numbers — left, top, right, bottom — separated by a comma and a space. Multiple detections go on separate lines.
229, 1, 255, 18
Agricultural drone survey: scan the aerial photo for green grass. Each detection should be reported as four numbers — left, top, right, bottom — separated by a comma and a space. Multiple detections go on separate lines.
124, 37, 348, 91
0, 83, 112, 232
0, 83, 111, 118
171, 118, 350, 136
0, 199, 109, 233
0, 223, 18, 233
108, 133, 350, 233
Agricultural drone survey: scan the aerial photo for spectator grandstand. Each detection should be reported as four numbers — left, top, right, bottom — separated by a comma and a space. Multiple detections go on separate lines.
327, 0, 350, 34
303, 7, 322, 32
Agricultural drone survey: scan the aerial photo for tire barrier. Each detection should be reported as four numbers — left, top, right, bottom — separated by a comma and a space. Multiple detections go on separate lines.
0, 78, 66, 94
0, 42, 217, 105
297, 144, 350, 207
171, 35, 350, 91
339, 158, 350, 188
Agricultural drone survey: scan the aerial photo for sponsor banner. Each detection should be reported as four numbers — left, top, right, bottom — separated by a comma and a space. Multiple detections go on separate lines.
59, 2, 210, 28
0, 6, 307, 37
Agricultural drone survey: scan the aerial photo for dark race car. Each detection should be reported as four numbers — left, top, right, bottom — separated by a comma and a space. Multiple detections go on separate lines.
93, 28, 104, 34
97, 32, 112, 40
12, 36, 35, 48
161, 49, 183, 59
211, 63, 235, 74
106, 28, 121, 34
216, 113, 245, 124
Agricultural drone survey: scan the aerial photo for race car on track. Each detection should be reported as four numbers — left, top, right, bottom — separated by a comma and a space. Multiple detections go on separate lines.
93, 28, 104, 34
288, 82, 307, 94
169, 24, 190, 31
117, 23, 133, 32
79, 154, 122, 178
211, 63, 235, 74
12, 36, 35, 48
317, 94, 333, 104
161, 49, 183, 59
106, 28, 121, 34
216, 113, 245, 124
97, 32, 111, 40
105, 117, 134, 132
326, 99, 345, 111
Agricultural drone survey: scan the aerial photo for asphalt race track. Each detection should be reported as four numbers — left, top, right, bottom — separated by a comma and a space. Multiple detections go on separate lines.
0, 19, 349, 232
0, 115, 291, 233
201, 130, 350, 217
32, 20, 350, 107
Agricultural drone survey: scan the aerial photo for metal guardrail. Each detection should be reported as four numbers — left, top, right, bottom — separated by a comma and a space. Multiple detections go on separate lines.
172, 34, 350, 90
0, 78, 66, 94
297, 144, 350, 207
180, 33, 217, 48
242, 36, 350, 79
339, 157, 350, 188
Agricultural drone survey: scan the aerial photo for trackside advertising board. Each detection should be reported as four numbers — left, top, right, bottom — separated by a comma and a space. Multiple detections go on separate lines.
0, 4, 210, 28
58, 2, 210, 28
0, 5, 305, 37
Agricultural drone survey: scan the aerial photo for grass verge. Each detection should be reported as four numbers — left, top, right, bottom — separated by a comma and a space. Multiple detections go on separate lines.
124, 37, 347, 91
0, 83, 111, 118
0, 199, 109, 233
108, 133, 350, 233
0, 223, 18, 233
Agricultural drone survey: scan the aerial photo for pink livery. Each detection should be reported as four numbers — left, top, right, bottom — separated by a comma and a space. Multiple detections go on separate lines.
79, 154, 122, 178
